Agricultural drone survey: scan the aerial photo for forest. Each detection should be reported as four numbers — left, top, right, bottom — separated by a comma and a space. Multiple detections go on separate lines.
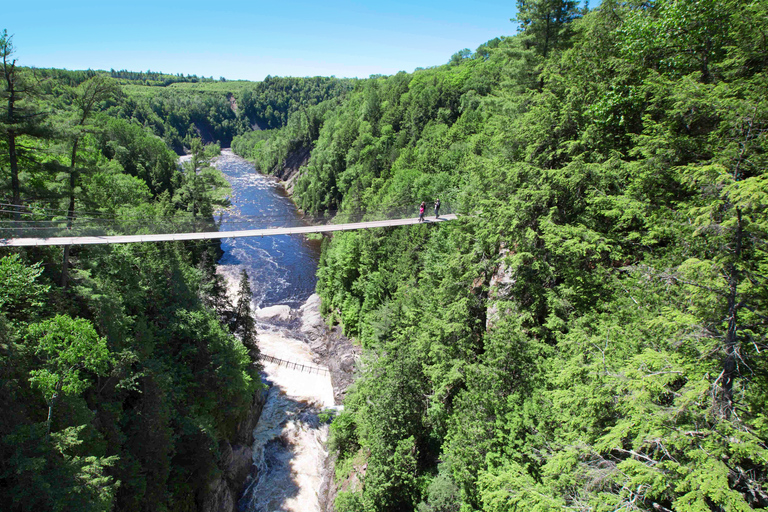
2, 0, 768, 510
230, 0, 768, 510
0, 29, 289, 511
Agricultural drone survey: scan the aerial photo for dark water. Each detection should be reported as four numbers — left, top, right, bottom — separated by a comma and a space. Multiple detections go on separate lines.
214, 150, 321, 308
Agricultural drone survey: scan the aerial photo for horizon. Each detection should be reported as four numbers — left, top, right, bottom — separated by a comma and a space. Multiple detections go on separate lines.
5, 0, 521, 82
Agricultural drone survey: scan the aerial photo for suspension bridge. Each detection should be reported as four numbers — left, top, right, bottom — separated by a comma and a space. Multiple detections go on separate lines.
0, 213, 457, 247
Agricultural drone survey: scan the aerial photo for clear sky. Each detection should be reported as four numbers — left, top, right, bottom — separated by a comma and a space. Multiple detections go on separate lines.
5, 0, 519, 81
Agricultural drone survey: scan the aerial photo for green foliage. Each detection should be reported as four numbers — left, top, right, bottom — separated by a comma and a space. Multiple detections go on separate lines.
515, 0, 582, 58
5, 2, 768, 508
311, 3, 768, 511
0, 44, 265, 510
119, 75, 352, 151
175, 137, 230, 219
27, 315, 111, 404
1, 424, 119, 512
0, 254, 49, 320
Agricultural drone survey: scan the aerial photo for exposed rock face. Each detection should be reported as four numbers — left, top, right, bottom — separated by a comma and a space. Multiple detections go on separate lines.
271, 145, 311, 195
486, 244, 516, 330
300, 293, 325, 337
299, 294, 361, 406
296, 294, 360, 511
201, 475, 234, 512
227, 92, 238, 114
199, 388, 268, 512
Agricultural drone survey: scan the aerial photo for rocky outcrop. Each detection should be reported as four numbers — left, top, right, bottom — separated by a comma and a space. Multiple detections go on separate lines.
486, 243, 516, 330
227, 92, 238, 114
271, 145, 311, 195
296, 293, 361, 511
199, 387, 268, 512
300, 293, 325, 337
300, 294, 361, 405
254, 304, 293, 323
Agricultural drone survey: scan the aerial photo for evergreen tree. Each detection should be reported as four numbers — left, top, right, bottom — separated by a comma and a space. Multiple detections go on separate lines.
515, 0, 581, 58
0, 30, 50, 220
232, 269, 259, 364
59, 74, 120, 287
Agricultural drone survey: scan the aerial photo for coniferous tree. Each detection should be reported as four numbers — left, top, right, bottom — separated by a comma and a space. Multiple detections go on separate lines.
60, 74, 120, 287
232, 269, 260, 365
515, 0, 581, 58
0, 30, 50, 220
197, 247, 231, 319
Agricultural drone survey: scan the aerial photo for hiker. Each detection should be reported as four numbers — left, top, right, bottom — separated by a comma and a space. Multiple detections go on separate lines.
419, 201, 426, 222
434, 198, 441, 219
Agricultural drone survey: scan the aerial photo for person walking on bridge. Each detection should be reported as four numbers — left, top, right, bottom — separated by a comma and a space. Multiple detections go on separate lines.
434, 198, 441, 219
419, 201, 426, 222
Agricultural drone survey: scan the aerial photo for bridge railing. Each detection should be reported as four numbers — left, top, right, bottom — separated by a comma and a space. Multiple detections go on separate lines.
260, 353, 330, 376
0, 201, 456, 240
0, 217, 222, 240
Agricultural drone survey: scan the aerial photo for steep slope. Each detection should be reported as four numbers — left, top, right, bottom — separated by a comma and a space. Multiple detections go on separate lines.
230, 2, 768, 510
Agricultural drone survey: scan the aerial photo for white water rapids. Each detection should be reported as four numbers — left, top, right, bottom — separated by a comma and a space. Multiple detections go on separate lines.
238, 320, 335, 512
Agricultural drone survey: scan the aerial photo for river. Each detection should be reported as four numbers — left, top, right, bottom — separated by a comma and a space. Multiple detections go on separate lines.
214, 150, 321, 309
212, 150, 335, 512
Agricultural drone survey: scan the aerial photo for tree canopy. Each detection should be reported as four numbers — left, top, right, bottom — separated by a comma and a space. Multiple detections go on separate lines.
228, 1, 768, 510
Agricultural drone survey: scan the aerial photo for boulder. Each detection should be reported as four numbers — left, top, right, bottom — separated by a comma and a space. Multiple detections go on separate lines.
254, 304, 292, 322
299, 293, 325, 336
200, 475, 234, 512
226, 444, 253, 486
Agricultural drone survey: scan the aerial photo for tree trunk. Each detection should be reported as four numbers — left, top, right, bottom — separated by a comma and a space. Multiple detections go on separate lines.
46, 387, 61, 436
8, 130, 21, 221
721, 207, 743, 418
61, 139, 79, 288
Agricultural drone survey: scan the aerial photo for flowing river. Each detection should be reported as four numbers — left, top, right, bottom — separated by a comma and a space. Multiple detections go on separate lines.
212, 150, 335, 512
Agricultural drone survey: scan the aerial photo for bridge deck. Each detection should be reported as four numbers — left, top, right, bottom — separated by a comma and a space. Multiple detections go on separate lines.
0, 214, 457, 247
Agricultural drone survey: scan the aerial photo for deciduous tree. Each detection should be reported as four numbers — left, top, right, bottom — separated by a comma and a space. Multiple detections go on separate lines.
26, 314, 112, 434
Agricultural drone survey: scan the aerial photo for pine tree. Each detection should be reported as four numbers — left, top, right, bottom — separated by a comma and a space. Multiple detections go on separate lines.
233, 269, 259, 364
0, 30, 50, 220
197, 247, 231, 319
515, 0, 581, 58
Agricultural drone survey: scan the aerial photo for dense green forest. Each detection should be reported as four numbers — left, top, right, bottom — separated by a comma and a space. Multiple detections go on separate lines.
117, 76, 353, 152
27, 66, 353, 153
231, 0, 768, 510
3, 0, 768, 509
0, 30, 270, 511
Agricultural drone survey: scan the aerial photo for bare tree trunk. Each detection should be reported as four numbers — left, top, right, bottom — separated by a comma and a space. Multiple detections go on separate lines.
61, 139, 79, 288
46, 384, 61, 436
721, 207, 743, 418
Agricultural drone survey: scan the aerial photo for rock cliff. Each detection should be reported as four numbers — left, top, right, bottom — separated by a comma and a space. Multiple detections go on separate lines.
271, 145, 311, 195
200, 387, 268, 512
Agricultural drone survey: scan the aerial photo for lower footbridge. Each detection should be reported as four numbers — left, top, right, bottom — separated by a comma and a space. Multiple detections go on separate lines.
0, 214, 457, 247
260, 353, 330, 376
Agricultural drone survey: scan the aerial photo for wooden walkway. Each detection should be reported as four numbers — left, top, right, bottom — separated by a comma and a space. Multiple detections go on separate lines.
260, 353, 330, 376
0, 214, 457, 247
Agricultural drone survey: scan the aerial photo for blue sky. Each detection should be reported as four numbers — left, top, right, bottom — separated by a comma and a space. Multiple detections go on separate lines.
5, 0, 519, 81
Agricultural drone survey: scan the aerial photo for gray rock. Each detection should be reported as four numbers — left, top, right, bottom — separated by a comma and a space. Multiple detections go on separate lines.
254, 304, 293, 322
